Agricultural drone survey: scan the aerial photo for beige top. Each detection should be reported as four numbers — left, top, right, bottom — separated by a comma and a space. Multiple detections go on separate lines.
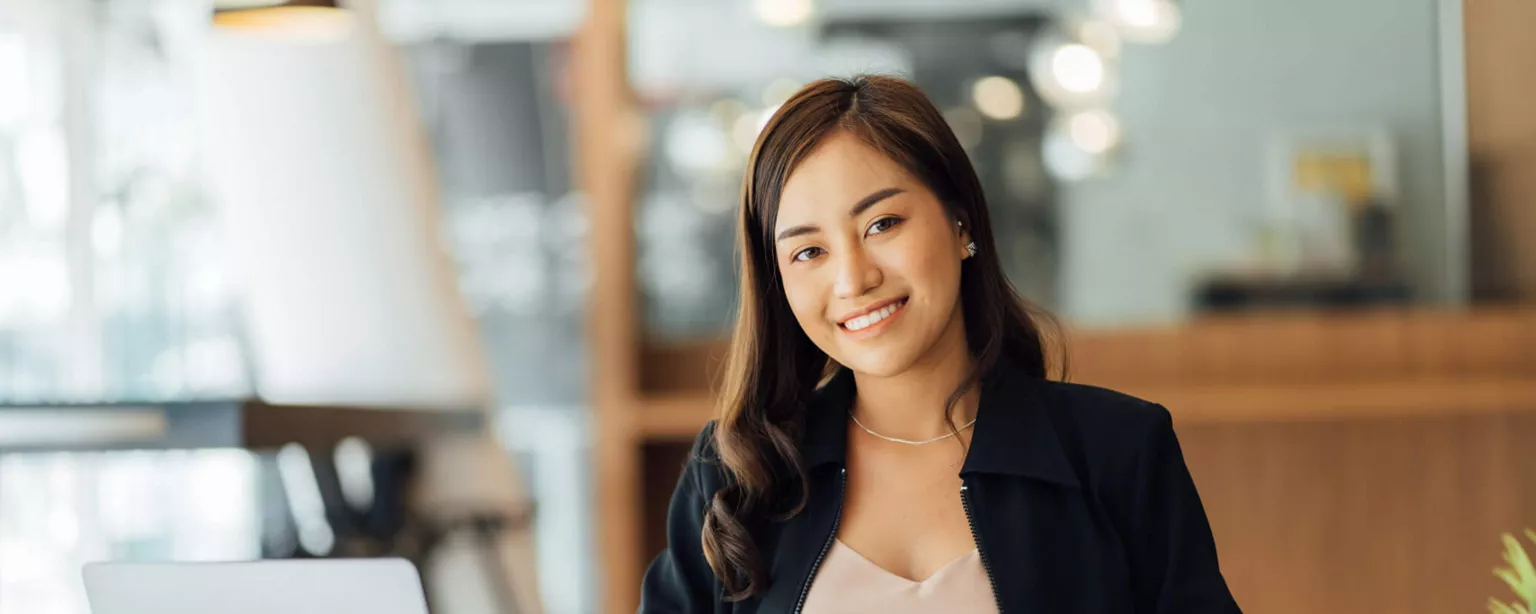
800, 540, 999, 614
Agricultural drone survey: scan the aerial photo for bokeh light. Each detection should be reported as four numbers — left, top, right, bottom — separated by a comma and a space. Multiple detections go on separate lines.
1052, 44, 1105, 94
753, 0, 815, 28
1067, 109, 1121, 154
971, 76, 1026, 121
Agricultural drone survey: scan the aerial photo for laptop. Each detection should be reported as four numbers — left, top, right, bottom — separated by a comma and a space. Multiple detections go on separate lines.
82, 558, 429, 614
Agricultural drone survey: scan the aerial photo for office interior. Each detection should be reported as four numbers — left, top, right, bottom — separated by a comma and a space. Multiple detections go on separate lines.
1, 0, 1535, 612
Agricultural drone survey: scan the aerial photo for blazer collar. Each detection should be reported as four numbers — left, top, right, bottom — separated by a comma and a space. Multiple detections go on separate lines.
800, 358, 1081, 489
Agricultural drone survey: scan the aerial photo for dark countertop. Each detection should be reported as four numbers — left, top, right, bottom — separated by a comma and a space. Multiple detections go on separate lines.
0, 399, 485, 452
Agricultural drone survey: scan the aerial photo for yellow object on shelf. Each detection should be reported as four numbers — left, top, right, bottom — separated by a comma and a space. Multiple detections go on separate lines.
213, 6, 354, 42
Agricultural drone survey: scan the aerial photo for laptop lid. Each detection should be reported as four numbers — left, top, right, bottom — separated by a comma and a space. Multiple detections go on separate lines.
82, 558, 429, 614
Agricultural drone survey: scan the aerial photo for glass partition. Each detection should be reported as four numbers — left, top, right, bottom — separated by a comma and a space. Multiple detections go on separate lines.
624, 0, 1464, 334
0, 0, 248, 404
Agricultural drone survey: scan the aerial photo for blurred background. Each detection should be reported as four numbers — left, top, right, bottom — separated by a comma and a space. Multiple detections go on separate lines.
1, 0, 1534, 612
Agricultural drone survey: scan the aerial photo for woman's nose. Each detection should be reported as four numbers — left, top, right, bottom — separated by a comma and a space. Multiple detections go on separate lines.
832, 247, 882, 299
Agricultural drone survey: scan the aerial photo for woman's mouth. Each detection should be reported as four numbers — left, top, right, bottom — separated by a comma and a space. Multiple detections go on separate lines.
839, 297, 908, 336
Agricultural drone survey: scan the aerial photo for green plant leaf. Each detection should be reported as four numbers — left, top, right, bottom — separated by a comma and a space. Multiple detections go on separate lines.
1493, 531, 1536, 611
1499, 568, 1523, 590
1490, 597, 1531, 614
1502, 533, 1536, 604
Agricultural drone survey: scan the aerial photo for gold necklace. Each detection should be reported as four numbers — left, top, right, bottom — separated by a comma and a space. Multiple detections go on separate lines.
848, 411, 977, 445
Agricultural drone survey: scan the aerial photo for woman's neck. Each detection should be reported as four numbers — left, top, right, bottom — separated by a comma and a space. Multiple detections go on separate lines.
849, 315, 980, 442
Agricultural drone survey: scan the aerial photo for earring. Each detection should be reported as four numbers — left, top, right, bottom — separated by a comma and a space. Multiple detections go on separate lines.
965, 242, 978, 258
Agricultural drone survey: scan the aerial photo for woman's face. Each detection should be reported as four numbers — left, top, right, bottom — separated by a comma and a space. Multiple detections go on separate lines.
773, 132, 972, 377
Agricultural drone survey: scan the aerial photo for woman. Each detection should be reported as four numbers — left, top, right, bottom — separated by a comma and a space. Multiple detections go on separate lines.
640, 75, 1240, 614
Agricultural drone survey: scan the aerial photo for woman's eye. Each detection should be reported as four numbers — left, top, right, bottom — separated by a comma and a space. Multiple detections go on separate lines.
793, 247, 824, 262
867, 217, 903, 236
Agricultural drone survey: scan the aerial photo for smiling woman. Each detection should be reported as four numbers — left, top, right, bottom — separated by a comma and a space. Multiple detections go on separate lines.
638, 75, 1242, 614
774, 132, 971, 375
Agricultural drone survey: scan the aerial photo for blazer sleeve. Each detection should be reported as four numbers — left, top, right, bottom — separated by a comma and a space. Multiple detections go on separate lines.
638, 421, 720, 614
1125, 406, 1242, 613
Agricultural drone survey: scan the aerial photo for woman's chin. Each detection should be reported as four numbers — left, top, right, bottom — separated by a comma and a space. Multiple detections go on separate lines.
833, 347, 919, 379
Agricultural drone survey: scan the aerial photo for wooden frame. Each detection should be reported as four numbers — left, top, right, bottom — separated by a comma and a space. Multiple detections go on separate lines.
572, 1, 644, 613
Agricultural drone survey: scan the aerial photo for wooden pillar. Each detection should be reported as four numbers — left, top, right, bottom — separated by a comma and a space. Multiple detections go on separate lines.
572, 0, 645, 612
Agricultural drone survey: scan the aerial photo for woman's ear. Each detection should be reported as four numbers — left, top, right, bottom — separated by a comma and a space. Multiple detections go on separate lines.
957, 219, 973, 260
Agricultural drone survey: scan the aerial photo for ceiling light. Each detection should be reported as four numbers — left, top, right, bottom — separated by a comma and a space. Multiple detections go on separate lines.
1066, 109, 1121, 154
1052, 44, 1105, 94
753, 0, 815, 28
1043, 113, 1117, 182
1029, 34, 1117, 109
971, 76, 1026, 121
1101, 0, 1182, 44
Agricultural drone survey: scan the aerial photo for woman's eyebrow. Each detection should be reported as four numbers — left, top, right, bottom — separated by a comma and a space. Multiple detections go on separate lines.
774, 187, 906, 242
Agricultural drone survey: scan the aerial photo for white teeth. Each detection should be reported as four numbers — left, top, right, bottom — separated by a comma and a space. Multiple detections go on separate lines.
844, 300, 903, 332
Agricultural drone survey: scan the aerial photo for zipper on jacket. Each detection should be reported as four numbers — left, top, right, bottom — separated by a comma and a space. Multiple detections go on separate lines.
961, 480, 1004, 614
793, 467, 847, 614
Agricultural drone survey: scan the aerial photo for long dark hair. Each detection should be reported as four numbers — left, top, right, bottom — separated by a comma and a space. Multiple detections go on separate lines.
703, 75, 1060, 600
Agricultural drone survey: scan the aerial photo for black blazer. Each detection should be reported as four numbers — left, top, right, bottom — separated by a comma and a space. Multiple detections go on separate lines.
639, 361, 1242, 613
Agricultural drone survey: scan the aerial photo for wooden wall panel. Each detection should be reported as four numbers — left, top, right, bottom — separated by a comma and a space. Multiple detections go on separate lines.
640, 308, 1536, 398
1179, 413, 1531, 613
1066, 308, 1536, 387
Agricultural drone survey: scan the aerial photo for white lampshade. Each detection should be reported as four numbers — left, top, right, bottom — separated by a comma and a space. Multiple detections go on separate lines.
193, 3, 490, 409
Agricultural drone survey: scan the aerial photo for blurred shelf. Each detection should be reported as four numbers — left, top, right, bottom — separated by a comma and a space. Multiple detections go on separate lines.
1130, 377, 1536, 423
634, 377, 1536, 441
1066, 306, 1536, 386
0, 399, 485, 453
636, 306, 1536, 394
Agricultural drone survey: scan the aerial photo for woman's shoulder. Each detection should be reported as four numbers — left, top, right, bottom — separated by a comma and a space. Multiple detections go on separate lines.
688, 419, 722, 461
681, 420, 728, 494
1031, 379, 1178, 479
1035, 379, 1172, 427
